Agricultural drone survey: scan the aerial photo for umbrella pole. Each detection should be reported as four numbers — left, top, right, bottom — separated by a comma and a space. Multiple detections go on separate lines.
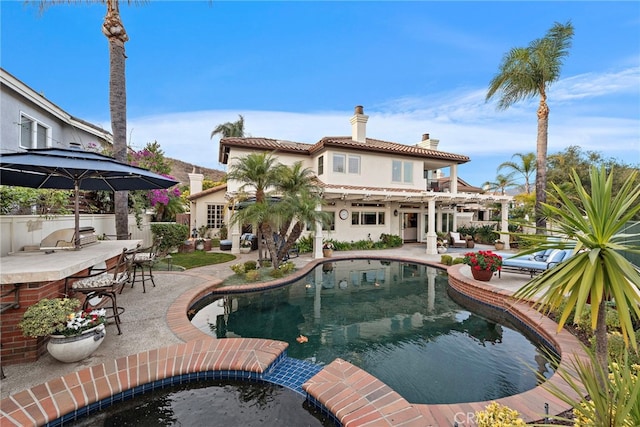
74, 181, 81, 250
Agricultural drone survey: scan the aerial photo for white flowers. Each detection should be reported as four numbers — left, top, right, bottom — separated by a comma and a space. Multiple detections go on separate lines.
65, 308, 107, 331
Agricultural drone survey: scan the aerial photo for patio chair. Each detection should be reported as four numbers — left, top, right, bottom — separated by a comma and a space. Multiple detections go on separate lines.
129, 240, 162, 293
449, 232, 467, 248
64, 248, 132, 335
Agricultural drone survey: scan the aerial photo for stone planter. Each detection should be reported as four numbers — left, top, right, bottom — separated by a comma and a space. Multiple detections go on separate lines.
240, 247, 251, 254
47, 324, 106, 363
437, 246, 447, 254
195, 241, 205, 251
323, 249, 333, 258
495, 242, 505, 251
471, 268, 494, 282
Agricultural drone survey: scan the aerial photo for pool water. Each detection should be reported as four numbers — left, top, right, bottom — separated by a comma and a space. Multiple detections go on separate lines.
190, 259, 555, 404
68, 379, 332, 427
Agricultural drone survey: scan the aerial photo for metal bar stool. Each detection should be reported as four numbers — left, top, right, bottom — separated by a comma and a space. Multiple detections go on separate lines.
130, 242, 159, 293
65, 248, 131, 335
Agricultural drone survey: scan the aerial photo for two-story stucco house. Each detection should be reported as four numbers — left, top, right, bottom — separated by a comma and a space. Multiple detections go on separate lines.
188, 106, 512, 257
1, 68, 112, 154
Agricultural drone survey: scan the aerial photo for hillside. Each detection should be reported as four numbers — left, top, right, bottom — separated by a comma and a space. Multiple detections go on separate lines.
168, 157, 226, 186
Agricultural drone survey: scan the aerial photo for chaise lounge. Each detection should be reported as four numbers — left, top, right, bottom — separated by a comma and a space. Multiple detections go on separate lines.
499, 248, 574, 278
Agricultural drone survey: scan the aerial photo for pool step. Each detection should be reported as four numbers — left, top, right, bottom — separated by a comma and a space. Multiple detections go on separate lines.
263, 357, 322, 395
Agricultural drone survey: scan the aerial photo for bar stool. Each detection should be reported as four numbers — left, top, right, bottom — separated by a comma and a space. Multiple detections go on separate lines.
65, 248, 131, 335
130, 241, 159, 293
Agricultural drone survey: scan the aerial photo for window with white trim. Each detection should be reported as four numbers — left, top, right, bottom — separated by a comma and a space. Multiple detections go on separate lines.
318, 155, 324, 175
19, 113, 51, 149
333, 154, 361, 174
351, 211, 385, 226
206, 204, 225, 229
392, 160, 413, 183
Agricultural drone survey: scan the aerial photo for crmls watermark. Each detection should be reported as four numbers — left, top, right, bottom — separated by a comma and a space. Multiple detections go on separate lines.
453, 412, 477, 426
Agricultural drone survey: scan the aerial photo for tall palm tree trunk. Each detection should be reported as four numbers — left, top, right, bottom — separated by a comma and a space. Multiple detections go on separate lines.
535, 98, 549, 234
103, 0, 129, 239
595, 299, 608, 374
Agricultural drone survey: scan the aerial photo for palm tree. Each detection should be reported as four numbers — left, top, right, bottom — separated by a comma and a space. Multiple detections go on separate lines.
210, 115, 245, 139
498, 152, 536, 194
227, 154, 328, 267
482, 173, 517, 195
514, 166, 640, 370
487, 21, 574, 234
34, 0, 143, 240
274, 162, 329, 262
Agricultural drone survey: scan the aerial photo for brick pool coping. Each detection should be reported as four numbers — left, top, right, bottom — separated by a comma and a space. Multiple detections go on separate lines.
1, 256, 587, 426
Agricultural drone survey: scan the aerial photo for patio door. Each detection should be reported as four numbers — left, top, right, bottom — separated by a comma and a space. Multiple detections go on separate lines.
403, 213, 418, 242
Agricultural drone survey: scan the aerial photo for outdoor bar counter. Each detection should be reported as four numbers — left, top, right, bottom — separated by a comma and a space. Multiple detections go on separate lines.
0, 240, 141, 365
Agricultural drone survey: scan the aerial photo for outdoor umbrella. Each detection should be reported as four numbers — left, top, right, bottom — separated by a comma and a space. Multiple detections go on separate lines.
0, 148, 179, 249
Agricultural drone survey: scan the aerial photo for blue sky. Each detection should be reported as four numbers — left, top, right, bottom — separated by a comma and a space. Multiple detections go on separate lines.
2, 1, 639, 187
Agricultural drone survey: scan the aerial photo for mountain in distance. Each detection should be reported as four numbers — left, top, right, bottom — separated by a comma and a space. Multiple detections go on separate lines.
168, 157, 226, 186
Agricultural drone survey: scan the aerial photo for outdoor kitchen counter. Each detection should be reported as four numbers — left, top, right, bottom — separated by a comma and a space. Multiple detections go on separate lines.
0, 240, 141, 285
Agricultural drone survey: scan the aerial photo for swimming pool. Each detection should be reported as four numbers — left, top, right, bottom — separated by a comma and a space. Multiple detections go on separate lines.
190, 259, 555, 404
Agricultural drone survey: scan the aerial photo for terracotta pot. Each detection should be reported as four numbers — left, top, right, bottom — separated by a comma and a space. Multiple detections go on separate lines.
47, 324, 106, 363
471, 268, 494, 282
495, 242, 505, 251
323, 249, 333, 258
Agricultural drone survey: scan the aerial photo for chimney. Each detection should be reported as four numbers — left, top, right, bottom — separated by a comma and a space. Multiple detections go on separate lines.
416, 133, 440, 150
188, 172, 204, 195
350, 105, 368, 143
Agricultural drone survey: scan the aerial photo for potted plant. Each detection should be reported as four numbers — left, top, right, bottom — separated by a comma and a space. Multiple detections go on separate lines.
240, 239, 252, 254
436, 238, 448, 254
462, 250, 503, 282
322, 241, 334, 257
19, 297, 107, 363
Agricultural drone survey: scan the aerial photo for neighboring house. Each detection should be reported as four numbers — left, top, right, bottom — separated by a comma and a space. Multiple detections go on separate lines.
0, 68, 112, 154
189, 106, 512, 256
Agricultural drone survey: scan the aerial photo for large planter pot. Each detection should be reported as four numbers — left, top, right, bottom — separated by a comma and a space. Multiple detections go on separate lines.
471, 268, 494, 282
47, 324, 106, 363
437, 246, 447, 254
494, 242, 505, 251
323, 249, 333, 258
240, 247, 251, 254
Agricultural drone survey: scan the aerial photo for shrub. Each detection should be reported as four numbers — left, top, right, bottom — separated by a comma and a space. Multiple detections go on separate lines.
245, 270, 259, 281
269, 268, 284, 278
452, 257, 465, 265
244, 260, 257, 271
260, 260, 272, 268
150, 223, 189, 252
296, 235, 313, 253
475, 402, 526, 427
440, 255, 453, 265
379, 233, 403, 248
606, 331, 640, 365
230, 263, 245, 275
279, 261, 295, 274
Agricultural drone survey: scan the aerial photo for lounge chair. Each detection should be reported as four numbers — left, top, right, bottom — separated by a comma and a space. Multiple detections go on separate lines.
449, 232, 467, 248
500, 249, 573, 278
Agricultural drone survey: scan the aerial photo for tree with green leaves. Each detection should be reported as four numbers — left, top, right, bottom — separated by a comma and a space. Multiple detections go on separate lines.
226, 152, 327, 267
498, 152, 536, 194
487, 21, 574, 233
210, 115, 245, 139
514, 166, 640, 371
482, 173, 518, 196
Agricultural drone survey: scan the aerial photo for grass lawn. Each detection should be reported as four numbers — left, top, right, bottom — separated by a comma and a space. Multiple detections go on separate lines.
163, 251, 236, 269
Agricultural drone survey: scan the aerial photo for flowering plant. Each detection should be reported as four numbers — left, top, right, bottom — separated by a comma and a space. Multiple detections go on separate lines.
322, 241, 334, 250
240, 239, 253, 248
462, 250, 502, 272
19, 298, 106, 338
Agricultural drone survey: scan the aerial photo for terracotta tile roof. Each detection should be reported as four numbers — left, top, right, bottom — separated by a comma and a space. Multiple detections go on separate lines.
219, 136, 470, 164
187, 183, 227, 201
311, 137, 470, 162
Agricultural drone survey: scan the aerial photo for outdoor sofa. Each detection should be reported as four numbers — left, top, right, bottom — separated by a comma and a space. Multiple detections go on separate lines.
498, 248, 574, 277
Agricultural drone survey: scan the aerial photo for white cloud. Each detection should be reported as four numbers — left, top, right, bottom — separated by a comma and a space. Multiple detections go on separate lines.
119, 67, 639, 177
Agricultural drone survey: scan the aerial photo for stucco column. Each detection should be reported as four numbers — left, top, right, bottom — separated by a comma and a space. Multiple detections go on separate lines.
426, 199, 437, 255
435, 205, 442, 233
230, 222, 241, 254
500, 200, 510, 250
450, 164, 458, 194
314, 203, 323, 259
452, 207, 458, 231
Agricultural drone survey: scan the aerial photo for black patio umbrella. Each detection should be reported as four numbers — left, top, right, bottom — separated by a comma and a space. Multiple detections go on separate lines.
0, 148, 179, 249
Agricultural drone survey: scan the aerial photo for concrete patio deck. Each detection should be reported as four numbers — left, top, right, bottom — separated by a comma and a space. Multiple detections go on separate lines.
0, 244, 586, 426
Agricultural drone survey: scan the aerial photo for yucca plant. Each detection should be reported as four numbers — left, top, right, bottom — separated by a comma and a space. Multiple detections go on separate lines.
514, 166, 640, 371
